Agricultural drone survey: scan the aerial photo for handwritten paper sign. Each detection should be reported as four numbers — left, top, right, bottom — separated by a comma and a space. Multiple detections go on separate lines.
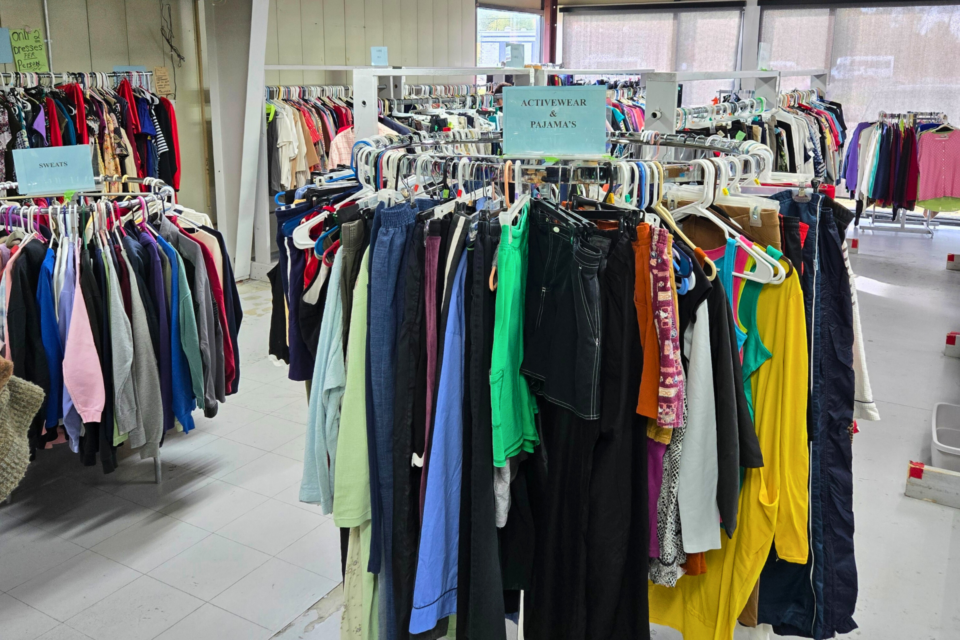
154, 67, 173, 95
10, 28, 48, 73
502, 86, 607, 156
13, 145, 96, 195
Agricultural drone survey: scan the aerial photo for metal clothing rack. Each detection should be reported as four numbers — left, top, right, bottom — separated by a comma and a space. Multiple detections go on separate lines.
534, 68, 655, 86
644, 70, 782, 135
0, 70, 155, 91
855, 110, 949, 238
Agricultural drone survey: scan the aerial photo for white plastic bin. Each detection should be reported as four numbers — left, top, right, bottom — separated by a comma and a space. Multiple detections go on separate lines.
932, 403, 960, 472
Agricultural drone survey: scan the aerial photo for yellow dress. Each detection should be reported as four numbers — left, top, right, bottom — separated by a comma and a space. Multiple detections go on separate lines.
649, 264, 809, 640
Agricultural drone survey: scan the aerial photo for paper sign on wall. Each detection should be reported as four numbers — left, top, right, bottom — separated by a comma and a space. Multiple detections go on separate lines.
154, 67, 173, 95
13, 145, 96, 195
0, 29, 13, 64
502, 86, 607, 156
371, 47, 389, 67
506, 44, 525, 69
10, 28, 48, 73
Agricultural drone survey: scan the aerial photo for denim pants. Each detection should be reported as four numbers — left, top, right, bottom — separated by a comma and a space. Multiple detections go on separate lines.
367, 202, 417, 640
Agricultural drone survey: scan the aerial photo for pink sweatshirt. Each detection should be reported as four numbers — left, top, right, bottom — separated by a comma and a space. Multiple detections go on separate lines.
62, 247, 105, 423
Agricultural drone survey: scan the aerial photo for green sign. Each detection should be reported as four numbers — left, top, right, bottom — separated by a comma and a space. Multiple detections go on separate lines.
502, 86, 607, 156
10, 28, 48, 73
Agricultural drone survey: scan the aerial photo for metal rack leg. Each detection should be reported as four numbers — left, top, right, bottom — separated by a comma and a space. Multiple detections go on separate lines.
155, 453, 162, 484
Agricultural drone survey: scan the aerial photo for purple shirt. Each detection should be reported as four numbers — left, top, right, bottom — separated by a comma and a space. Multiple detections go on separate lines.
844, 122, 872, 195
59, 243, 82, 452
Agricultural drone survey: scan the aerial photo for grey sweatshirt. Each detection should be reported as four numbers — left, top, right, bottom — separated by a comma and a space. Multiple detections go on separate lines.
160, 218, 221, 416
103, 245, 140, 441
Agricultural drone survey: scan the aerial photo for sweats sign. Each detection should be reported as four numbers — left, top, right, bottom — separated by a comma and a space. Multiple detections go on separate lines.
502, 86, 606, 156
13, 145, 96, 195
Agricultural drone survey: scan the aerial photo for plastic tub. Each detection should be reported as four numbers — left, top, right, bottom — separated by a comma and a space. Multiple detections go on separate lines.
932, 402, 960, 472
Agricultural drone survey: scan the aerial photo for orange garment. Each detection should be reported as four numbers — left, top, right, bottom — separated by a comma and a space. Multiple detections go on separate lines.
682, 553, 707, 576
633, 223, 659, 420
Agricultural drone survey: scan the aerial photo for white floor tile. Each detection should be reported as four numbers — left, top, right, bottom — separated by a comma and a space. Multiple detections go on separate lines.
273, 434, 306, 462
273, 606, 342, 640
273, 482, 329, 518
219, 453, 304, 498
223, 413, 305, 452
242, 356, 299, 386
65, 575, 202, 640
149, 534, 270, 601
0, 524, 85, 591
8, 551, 140, 622
172, 438, 267, 479
233, 381, 307, 414
0, 593, 60, 640
155, 431, 222, 462
154, 604, 271, 640
276, 519, 344, 581
43, 493, 154, 549
36, 625, 93, 640
211, 558, 339, 633
0, 479, 106, 531
273, 397, 309, 424
192, 402, 269, 438
159, 480, 269, 532
111, 463, 216, 510
217, 500, 325, 556
91, 513, 210, 573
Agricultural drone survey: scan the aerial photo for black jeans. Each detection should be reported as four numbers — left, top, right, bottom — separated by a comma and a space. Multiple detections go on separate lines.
521, 200, 603, 420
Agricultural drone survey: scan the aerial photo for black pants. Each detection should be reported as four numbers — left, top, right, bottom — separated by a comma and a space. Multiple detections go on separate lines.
524, 230, 649, 640
457, 220, 507, 640
392, 221, 426, 640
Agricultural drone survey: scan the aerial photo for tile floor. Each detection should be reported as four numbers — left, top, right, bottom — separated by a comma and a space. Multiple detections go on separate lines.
4, 228, 960, 640
0, 280, 343, 640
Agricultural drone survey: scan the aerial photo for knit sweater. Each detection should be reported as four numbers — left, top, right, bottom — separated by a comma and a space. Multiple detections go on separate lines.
0, 356, 45, 501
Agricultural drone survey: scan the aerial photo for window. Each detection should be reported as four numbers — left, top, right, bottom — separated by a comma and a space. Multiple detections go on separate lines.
477, 8, 543, 67
561, 9, 743, 106
761, 5, 960, 125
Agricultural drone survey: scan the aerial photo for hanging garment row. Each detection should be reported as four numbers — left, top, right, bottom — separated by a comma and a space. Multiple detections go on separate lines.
265, 83, 500, 192
678, 89, 847, 186
0, 71, 181, 193
0, 187, 241, 474
267, 128, 877, 640
843, 111, 959, 215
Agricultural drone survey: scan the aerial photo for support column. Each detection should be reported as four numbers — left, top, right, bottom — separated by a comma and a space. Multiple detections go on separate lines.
644, 72, 679, 135
354, 70, 382, 140
741, 0, 761, 92
233, 0, 270, 280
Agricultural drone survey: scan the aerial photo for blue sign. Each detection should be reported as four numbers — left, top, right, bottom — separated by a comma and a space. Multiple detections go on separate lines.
371, 47, 389, 67
502, 86, 607, 156
0, 29, 13, 64
13, 145, 96, 195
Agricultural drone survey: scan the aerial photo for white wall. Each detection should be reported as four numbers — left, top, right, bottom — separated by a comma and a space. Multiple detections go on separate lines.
263, 0, 478, 85
0, 0, 213, 217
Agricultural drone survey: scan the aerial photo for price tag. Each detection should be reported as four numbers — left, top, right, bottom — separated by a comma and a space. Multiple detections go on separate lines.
750, 205, 762, 227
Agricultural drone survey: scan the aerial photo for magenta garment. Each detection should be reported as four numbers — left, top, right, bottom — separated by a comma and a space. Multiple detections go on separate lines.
648, 439, 667, 557
419, 232, 441, 521
647, 227, 685, 557
917, 128, 960, 202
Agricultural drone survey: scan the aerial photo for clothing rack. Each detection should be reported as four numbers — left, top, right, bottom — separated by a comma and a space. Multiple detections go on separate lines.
0, 70, 154, 91
353, 67, 535, 140
677, 96, 770, 129
644, 70, 782, 134
855, 110, 949, 237
533, 68, 655, 86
